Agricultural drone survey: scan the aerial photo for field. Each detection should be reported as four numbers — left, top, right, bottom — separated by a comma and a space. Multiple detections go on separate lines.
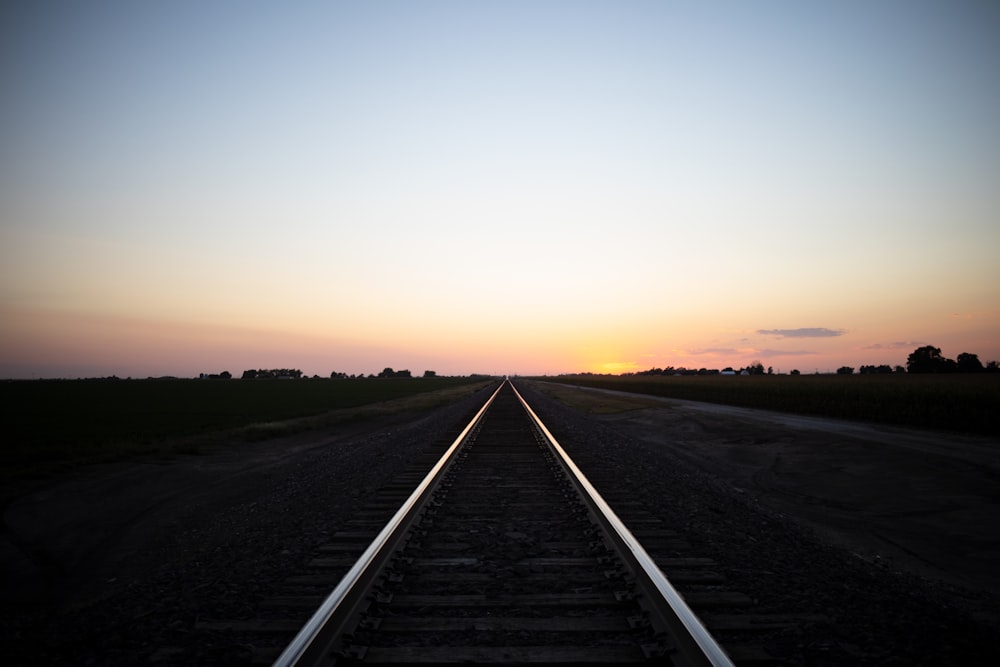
541, 373, 1000, 436
1, 376, 492, 480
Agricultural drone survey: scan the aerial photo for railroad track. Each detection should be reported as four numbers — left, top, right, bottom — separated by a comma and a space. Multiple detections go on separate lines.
201, 380, 808, 665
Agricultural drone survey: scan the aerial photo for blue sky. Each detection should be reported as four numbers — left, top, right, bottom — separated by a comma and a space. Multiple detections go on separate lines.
2, 1, 998, 377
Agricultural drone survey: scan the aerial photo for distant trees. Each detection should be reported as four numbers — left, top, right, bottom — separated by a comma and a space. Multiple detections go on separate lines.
626, 362, 774, 376
634, 367, 674, 375
241, 368, 302, 379
628, 366, 723, 376
329, 369, 436, 379
617, 345, 996, 379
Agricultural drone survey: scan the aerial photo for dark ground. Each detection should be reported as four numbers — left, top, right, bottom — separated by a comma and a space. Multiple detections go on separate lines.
2, 380, 998, 665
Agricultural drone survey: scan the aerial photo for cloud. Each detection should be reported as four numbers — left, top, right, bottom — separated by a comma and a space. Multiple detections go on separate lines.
689, 347, 742, 356
758, 349, 815, 357
685, 347, 818, 364
863, 341, 923, 351
948, 311, 995, 320
757, 328, 846, 338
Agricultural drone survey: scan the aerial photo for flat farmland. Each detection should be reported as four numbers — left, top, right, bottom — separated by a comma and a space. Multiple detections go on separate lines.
542, 373, 1000, 436
1, 376, 491, 482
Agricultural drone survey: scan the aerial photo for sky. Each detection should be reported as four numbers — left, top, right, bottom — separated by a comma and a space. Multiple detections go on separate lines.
2, 1, 999, 378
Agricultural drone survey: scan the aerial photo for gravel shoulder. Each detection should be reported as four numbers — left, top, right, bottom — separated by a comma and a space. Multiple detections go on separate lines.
535, 382, 1000, 599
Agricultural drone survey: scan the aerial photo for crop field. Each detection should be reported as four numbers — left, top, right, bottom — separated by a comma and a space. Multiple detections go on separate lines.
1, 376, 492, 480
542, 373, 1000, 437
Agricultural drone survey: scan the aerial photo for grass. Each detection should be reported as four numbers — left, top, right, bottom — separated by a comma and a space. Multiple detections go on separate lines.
537, 373, 1000, 437
1, 376, 493, 481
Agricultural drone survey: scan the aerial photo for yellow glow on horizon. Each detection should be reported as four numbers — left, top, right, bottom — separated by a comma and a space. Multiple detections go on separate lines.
594, 361, 641, 375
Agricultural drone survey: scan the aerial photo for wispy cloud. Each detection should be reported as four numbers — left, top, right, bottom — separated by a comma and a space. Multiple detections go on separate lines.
689, 347, 742, 356
687, 346, 817, 361
758, 349, 815, 357
757, 328, 846, 338
863, 341, 923, 351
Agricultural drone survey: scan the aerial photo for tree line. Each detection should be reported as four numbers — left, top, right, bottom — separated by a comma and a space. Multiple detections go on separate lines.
903, 346, 996, 373
840, 347, 997, 375
622, 345, 998, 377
199, 367, 442, 380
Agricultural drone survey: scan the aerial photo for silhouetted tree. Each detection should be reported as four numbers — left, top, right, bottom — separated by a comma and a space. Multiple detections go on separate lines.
790, 369, 800, 375
422, 370, 437, 378
956, 352, 984, 373
242, 368, 302, 379
837, 366, 854, 375
745, 361, 765, 375
906, 345, 952, 373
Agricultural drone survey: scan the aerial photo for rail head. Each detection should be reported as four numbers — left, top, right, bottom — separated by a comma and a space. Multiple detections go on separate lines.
510, 381, 736, 667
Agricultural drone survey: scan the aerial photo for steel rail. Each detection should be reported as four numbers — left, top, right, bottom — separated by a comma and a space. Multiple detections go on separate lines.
271, 381, 505, 667
510, 381, 736, 667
